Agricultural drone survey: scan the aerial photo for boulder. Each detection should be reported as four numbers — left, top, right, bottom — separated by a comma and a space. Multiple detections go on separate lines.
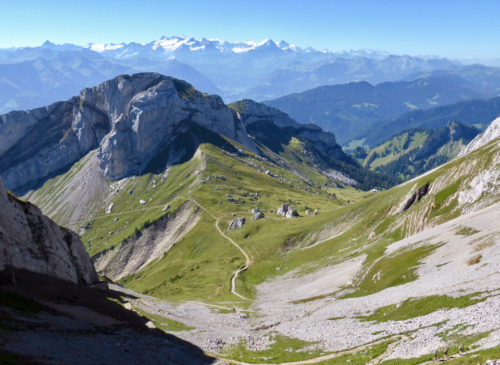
285, 207, 299, 218
277, 204, 299, 218
229, 217, 246, 229
251, 208, 264, 220
277, 204, 289, 216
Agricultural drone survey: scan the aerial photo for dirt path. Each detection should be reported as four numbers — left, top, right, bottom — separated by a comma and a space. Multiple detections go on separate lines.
66, 204, 168, 227
190, 198, 251, 301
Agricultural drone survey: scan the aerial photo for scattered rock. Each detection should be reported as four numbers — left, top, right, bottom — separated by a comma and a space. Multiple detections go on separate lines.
139, 199, 146, 205
113, 217, 119, 222
229, 217, 245, 229
206, 338, 225, 353
277, 204, 299, 218
251, 207, 265, 220
162, 205, 170, 212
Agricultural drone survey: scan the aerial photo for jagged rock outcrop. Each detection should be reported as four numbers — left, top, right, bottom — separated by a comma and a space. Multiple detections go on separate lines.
459, 116, 500, 156
232, 99, 346, 159
229, 217, 246, 229
401, 182, 430, 212
0, 73, 256, 193
0, 178, 98, 284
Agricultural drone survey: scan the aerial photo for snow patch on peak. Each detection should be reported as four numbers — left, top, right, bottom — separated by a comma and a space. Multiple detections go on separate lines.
88, 43, 125, 52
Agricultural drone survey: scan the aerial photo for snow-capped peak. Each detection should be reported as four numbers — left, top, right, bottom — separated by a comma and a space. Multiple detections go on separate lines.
86, 36, 303, 55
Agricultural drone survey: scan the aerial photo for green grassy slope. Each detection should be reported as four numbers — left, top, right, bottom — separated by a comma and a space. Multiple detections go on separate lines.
27, 130, 499, 306
122, 137, 499, 303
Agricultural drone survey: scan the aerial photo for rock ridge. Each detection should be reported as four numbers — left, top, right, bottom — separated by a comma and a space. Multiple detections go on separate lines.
0, 73, 257, 193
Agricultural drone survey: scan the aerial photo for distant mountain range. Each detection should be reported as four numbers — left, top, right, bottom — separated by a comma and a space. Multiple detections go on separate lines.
265, 75, 496, 144
3, 36, 500, 114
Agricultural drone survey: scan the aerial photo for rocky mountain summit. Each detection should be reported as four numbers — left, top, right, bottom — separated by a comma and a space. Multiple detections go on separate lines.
0, 73, 256, 194
1, 73, 392, 197
0, 178, 98, 284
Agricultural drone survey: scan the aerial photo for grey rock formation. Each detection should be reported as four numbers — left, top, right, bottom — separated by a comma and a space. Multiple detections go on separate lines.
0, 73, 257, 193
459, 116, 500, 157
229, 217, 246, 229
0, 178, 98, 284
277, 204, 289, 216
251, 207, 265, 220
277, 204, 299, 218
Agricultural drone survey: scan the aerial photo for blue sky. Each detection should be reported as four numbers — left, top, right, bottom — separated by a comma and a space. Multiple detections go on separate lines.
1, 0, 499, 60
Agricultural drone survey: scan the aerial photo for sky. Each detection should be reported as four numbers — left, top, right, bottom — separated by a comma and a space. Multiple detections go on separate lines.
1, 0, 499, 60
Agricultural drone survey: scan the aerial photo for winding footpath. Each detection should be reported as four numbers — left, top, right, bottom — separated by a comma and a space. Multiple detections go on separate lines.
189, 198, 251, 300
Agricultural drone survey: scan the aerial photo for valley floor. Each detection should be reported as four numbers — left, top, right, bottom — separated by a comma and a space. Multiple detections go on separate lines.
110, 203, 500, 364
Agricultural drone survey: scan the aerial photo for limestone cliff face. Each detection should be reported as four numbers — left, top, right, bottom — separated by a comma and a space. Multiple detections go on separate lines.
0, 178, 98, 284
0, 73, 256, 193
